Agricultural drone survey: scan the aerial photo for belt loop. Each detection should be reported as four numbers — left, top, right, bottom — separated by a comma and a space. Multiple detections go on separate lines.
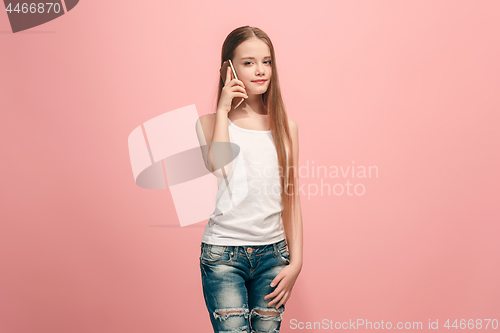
233, 246, 238, 260
273, 242, 278, 257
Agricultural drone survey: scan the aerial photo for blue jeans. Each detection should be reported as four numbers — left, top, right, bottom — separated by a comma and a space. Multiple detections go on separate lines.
200, 239, 290, 333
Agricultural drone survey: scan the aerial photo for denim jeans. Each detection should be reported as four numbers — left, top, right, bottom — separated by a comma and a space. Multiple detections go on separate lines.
200, 239, 290, 333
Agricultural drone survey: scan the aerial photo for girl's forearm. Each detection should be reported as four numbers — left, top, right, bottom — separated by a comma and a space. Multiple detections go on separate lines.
209, 111, 233, 178
287, 195, 303, 270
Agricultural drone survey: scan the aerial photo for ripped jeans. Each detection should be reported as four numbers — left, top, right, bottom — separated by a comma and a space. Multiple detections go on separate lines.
200, 239, 290, 333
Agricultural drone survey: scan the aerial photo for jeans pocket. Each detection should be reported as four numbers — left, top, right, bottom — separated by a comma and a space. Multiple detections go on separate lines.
200, 244, 232, 264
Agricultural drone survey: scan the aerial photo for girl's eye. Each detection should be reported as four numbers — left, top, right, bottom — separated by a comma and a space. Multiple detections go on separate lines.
244, 61, 272, 65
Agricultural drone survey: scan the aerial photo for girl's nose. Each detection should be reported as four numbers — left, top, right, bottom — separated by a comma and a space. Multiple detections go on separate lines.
256, 64, 264, 74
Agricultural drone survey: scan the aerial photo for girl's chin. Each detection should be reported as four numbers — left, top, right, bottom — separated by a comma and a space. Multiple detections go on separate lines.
247, 90, 267, 96
246, 94, 264, 98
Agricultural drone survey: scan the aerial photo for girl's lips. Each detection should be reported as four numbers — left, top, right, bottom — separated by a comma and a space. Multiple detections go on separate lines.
252, 80, 267, 84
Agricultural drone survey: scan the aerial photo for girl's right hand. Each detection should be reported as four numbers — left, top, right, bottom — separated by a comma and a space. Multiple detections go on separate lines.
217, 62, 248, 114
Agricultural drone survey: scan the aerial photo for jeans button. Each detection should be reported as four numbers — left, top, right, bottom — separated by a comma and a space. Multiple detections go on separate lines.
247, 247, 253, 254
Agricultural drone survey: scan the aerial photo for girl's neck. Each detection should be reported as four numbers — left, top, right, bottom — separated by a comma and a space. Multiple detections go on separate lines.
230, 108, 268, 118
232, 95, 268, 116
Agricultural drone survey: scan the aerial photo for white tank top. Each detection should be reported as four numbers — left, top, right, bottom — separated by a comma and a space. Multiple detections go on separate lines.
201, 115, 286, 245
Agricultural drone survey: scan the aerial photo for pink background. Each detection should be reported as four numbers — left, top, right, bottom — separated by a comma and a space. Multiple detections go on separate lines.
1, 0, 499, 332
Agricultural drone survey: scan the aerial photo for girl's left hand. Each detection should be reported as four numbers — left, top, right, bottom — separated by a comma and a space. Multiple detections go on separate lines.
264, 263, 302, 309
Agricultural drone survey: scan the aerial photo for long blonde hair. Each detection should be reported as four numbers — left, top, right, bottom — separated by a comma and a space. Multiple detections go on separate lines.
216, 26, 297, 244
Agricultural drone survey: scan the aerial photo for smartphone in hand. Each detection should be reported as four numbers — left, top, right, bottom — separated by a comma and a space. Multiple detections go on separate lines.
219, 59, 245, 109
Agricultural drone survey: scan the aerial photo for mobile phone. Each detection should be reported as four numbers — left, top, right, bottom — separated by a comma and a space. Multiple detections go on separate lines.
219, 59, 245, 109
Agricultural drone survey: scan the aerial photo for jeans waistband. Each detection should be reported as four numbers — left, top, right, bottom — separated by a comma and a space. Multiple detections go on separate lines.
201, 239, 287, 257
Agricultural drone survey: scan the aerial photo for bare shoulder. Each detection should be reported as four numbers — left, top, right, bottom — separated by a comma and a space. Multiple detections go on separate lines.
199, 113, 216, 125
287, 117, 298, 134
287, 117, 299, 154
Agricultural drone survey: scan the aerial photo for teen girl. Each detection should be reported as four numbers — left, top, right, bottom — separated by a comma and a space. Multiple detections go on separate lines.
196, 26, 303, 333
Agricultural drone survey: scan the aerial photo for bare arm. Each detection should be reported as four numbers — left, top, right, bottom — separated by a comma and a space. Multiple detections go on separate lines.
287, 118, 303, 271
195, 112, 233, 179
195, 62, 247, 179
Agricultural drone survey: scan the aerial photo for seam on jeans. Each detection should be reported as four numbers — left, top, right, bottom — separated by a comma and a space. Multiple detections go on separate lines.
277, 245, 290, 264
200, 258, 233, 264
272, 243, 279, 257
248, 255, 263, 278
199, 257, 206, 276
277, 241, 287, 251
233, 246, 239, 260
200, 245, 232, 264
278, 252, 290, 265
273, 240, 287, 257
252, 250, 274, 257
208, 245, 227, 259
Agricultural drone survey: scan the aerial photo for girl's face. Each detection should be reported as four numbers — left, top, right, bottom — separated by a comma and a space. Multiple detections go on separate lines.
232, 38, 272, 96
